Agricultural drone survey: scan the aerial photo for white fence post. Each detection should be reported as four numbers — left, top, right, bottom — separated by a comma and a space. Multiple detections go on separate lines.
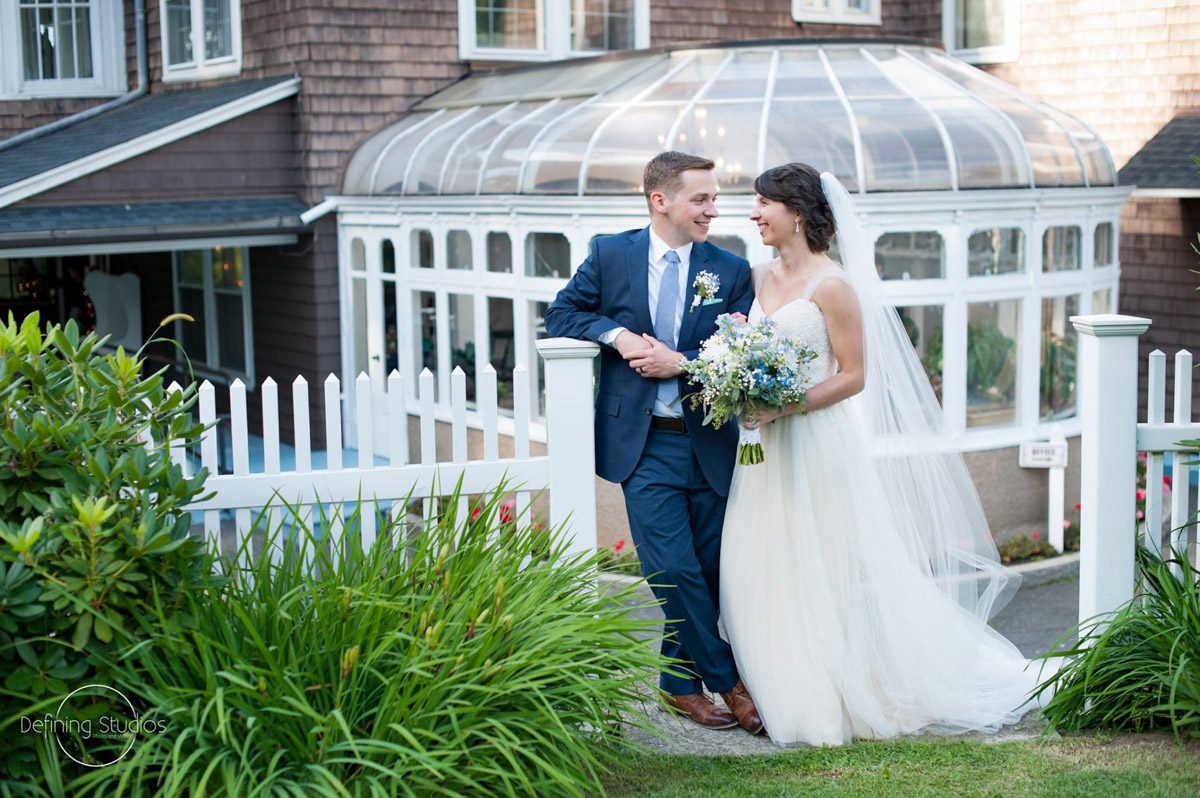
1071, 313, 1152, 627
536, 338, 600, 559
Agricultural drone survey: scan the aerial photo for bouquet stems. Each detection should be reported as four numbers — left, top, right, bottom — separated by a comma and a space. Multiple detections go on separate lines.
738, 427, 764, 465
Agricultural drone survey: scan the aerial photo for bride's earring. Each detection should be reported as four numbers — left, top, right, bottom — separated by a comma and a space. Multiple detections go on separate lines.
794, 218, 802, 234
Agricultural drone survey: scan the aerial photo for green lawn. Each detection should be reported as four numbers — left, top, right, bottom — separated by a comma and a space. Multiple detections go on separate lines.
600, 734, 1200, 797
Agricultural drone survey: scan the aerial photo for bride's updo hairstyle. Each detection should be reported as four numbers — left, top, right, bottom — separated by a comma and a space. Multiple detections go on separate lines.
754, 163, 835, 253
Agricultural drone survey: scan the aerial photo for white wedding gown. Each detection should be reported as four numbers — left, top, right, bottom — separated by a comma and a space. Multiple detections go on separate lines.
719, 268, 1042, 747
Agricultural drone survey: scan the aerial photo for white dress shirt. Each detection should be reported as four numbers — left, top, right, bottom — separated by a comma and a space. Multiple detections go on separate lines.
600, 227, 691, 417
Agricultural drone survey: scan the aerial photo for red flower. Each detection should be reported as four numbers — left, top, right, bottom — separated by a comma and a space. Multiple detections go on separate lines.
613, 539, 626, 553
1136, 509, 1145, 520
1164, 474, 1172, 487
1062, 519, 1071, 529
471, 506, 482, 520
499, 498, 516, 524
1073, 502, 1081, 511
1032, 532, 1039, 540
1136, 488, 1146, 501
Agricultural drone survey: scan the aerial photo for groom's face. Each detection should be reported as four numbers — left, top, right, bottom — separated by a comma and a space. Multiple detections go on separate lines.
655, 168, 720, 245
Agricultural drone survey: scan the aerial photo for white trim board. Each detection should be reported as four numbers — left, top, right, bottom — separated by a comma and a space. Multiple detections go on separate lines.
0, 233, 298, 259
0, 77, 301, 210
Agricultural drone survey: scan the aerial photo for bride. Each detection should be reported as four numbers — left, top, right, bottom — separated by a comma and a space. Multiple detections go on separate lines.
719, 164, 1041, 747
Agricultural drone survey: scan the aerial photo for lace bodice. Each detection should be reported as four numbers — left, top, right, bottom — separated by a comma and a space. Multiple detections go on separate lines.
749, 265, 842, 381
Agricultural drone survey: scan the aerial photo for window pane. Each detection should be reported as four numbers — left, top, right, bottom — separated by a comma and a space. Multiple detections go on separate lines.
530, 300, 549, 416
1092, 287, 1113, 314
178, 250, 204, 285
1094, 222, 1114, 266
967, 227, 1024, 276
20, 8, 41, 80
707, 234, 747, 259
166, 0, 193, 65
449, 293, 476, 403
447, 230, 473, 270
475, 0, 539, 50
74, 6, 92, 78
384, 280, 398, 374
966, 299, 1020, 428
875, 232, 944, 280
203, 0, 232, 60
1040, 294, 1078, 421
211, 246, 244, 289
571, 0, 634, 52
382, 240, 395, 274
179, 287, 207, 363
413, 230, 433, 269
525, 232, 570, 278
896, 304, 944, 407
351, 277, 368, 377
488, 297, 515, 410
486, 231, 512, 273
350, 238, 365, 272
216, 293, 246, 373
956, 0, 1006, 50
1042, 226, 1081, 272
415, 291, 437, 398
56, 5, 76, 78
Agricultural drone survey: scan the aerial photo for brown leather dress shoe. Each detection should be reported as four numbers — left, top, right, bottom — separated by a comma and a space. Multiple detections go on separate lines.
661, 692, 739, 729
720, 680, 765, 735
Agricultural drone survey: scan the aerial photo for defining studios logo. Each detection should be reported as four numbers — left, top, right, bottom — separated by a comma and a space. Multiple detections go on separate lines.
20, 684, 167, 767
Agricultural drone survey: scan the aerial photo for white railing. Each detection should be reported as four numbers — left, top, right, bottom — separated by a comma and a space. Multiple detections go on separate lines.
172, 339, 599, 564
1073, 314, 1200, 627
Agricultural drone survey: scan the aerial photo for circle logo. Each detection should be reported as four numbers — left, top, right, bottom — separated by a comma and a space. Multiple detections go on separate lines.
54, 684, 139, 767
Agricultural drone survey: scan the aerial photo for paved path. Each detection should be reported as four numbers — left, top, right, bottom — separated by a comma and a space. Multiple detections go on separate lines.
601, 553, 1080, 756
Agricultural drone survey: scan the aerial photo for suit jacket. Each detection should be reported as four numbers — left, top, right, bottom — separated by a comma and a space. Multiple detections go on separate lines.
544, 227, 753, 495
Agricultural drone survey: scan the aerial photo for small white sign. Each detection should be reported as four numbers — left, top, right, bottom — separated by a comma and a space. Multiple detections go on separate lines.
1019, 441, 1068, 469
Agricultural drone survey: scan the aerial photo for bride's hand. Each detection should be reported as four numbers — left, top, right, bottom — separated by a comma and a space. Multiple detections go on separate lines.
728, 312, 748, 325
740, 405, 786, 429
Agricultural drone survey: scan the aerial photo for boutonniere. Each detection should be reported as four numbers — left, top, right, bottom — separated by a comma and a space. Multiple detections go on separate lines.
689, 271, 720, 313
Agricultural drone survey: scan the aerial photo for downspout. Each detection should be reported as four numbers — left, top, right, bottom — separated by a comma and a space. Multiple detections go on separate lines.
0, 0, 149, 152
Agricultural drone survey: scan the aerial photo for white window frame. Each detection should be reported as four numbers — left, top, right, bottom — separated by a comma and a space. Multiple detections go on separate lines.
791, 0, 881, 27
172, 246, 255, 386
458, 0, 650, 63
943, 0, 1019, 65
0, 0, 126, 99
159, 0, 243, 83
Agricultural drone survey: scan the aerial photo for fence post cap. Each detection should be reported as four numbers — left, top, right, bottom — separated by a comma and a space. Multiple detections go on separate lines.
535, 337, 601, 360
1070, 313, 1151, 337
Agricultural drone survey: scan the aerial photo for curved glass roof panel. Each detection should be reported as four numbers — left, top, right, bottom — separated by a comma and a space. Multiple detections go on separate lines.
343, 41, 1118, 196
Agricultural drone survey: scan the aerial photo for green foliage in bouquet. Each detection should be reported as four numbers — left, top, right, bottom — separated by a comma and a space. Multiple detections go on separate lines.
35, 482, 665, 798
1035, 545, 1200, 741
0, 313, 213, 779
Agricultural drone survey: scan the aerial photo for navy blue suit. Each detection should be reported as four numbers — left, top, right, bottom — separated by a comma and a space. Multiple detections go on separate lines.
545, 227, 752, 695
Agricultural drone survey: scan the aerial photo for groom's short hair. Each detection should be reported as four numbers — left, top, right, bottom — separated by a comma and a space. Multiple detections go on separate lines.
643, 151, 715, 203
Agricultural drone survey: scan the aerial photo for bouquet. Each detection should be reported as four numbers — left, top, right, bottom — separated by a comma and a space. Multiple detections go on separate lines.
681, 314, 819, 465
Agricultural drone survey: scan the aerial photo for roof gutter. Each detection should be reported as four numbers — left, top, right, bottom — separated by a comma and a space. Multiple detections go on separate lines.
300, 197, 340, 225
0, 0, 149, 153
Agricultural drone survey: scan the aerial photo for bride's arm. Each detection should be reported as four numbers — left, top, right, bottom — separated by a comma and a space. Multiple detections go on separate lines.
788, 279, 865, 414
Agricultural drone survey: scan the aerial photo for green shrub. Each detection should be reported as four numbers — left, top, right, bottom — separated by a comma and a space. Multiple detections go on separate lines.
1036, 545, 1200, 740
0, 313, 213, 778
44, 483, 665, 797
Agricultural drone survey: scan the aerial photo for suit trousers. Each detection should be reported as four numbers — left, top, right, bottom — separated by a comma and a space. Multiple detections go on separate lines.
621, 427, 739, 696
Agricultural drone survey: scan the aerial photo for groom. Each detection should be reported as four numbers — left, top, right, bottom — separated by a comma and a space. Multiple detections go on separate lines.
545, 152, 761, 733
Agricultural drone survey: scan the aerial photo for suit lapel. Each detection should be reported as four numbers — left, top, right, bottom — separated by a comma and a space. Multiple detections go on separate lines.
626, 227, 654, 334
676, 241, 709, 347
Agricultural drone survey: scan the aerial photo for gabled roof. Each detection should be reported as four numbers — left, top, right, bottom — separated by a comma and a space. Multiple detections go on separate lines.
1118, 113, 1200, 197
0, 76, 300, 208
0, 196, 308, 247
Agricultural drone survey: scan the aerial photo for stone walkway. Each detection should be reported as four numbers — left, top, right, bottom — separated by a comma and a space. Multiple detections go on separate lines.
601, 553, 1080, 756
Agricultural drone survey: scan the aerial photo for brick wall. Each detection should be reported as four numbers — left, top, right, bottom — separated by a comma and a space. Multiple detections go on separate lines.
1119, 197, 1200, 414
984, 0, 1200, 171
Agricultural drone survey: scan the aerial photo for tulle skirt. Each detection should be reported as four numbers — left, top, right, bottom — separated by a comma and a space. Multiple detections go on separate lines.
719, 400, 1042, 747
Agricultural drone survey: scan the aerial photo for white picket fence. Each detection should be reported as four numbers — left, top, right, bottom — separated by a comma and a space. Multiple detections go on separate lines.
170, 338, 599, 564
1073, 314, 1200, 627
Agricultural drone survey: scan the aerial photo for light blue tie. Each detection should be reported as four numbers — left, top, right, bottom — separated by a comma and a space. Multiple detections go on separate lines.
654, 250, 681, 411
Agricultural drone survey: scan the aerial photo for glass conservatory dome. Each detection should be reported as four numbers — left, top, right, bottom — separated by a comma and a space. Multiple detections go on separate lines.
342, 39, 1115, 198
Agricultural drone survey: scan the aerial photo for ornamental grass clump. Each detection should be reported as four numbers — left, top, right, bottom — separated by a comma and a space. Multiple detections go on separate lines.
1036, 544, 1200, 741
50, 484, 665, 798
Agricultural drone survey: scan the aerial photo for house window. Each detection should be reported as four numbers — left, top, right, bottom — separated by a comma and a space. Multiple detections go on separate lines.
0, 0, 124, 98
875, 231, 945, 280
172, 246, 253, 383
791, 0, 881, 27
160, 0, 241, 82
460, 0, 648, 62
945, 0, 1019, 64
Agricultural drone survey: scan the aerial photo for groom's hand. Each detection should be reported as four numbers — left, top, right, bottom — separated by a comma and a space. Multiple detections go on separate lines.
627, 334, 684, 379
614, 330, 652, 361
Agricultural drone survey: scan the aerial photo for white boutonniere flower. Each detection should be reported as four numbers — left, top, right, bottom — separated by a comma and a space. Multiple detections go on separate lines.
690, 271, 720, 313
